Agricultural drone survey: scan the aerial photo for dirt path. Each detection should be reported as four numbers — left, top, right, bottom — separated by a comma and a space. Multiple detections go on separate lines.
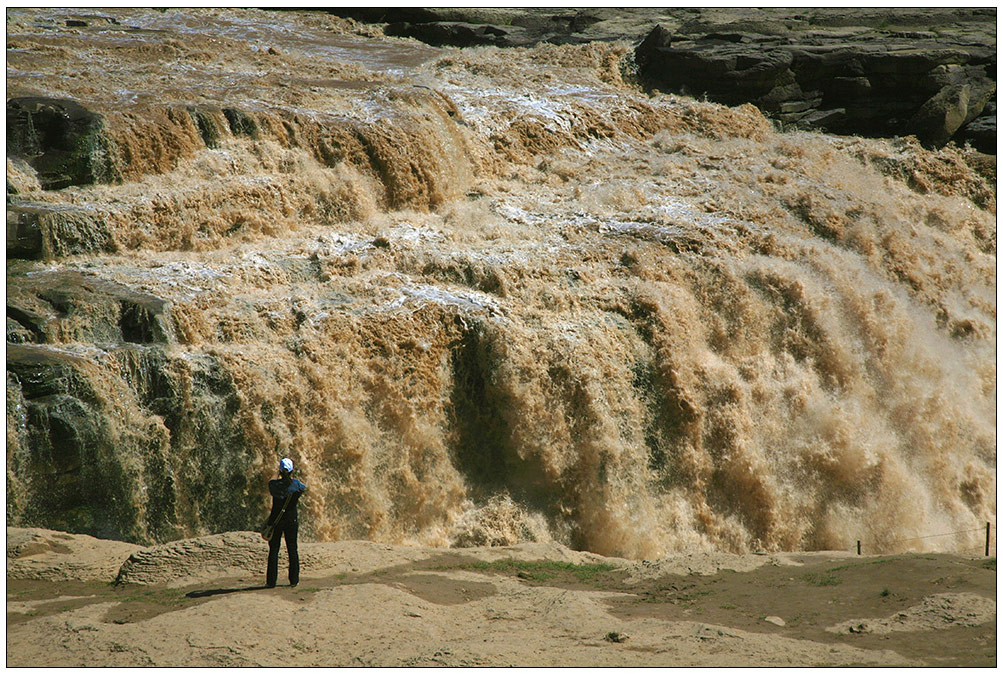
6, 528, 996, 666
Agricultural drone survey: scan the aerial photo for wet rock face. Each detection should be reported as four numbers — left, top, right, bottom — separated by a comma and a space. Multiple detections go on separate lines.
8, 336, 252, 543
7, 345, 139, 540
6, 97, 117, 189
633, 18, 996, 151
7, 203, 117, 260
6, 268, 172, 345
6, 207, 44, 260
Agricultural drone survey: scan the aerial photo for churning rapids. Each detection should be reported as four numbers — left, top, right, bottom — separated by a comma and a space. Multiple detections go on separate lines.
6, 8, 996, 559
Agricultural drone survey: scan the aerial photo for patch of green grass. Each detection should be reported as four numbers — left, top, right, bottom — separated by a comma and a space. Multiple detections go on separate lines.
829, 558, 894, 573
118, 587, 188, 606
453, 559, 619, 584
719, 603, 737, 610
802, 571, 841, 587
677, 589, 714, 603
879, 588, 891, 597
981, 557, 995, 571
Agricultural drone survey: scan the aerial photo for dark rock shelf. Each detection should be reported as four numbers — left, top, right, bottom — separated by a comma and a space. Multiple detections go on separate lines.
321, 7, 996, 152
634, 24, 995, 151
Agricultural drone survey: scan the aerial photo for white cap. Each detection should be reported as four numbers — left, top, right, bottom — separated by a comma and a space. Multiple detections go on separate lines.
279, 458, 294, 474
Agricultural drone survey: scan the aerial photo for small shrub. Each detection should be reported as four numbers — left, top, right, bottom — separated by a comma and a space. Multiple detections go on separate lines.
456, 559, 618, 584
803, 572, 841, 586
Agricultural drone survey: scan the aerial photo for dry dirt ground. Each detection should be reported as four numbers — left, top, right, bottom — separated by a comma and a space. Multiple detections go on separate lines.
5, 527, 995, 667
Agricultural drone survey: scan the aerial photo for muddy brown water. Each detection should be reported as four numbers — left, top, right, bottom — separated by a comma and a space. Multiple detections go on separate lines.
6, 8, 996, 561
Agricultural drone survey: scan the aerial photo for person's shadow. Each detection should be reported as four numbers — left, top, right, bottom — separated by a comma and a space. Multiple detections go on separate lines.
185, 585, 273, 599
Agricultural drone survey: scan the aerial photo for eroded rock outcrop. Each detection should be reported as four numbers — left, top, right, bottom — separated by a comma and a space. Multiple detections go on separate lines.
6, 97, 118, 189
634, 19, 996, 150
6, 268, 172, 344
7, 202, 117, 260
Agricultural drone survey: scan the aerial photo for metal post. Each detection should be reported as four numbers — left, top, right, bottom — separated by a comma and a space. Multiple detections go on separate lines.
857, 540, 861, 556
986, 522, 991, 557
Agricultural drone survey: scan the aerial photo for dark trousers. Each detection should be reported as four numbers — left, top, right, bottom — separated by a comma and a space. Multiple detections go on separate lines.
266, 520, 299, 587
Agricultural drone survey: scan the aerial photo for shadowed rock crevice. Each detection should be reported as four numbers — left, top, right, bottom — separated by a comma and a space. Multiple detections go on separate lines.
222, 108, 258, 139
446, 321, 567, 535
447, 325, 513, 494
187, 107, 222, 148
118, 299, 170, 344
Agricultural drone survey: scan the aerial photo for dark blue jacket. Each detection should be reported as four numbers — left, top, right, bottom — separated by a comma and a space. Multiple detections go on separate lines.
268, 478, 306, 526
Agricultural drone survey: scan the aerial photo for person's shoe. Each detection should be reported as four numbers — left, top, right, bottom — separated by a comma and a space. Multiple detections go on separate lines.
266, 583, 276, 588
290, 582, 298, 587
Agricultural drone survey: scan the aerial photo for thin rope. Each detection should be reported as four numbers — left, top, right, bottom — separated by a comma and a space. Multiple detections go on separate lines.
878, 527, 986, 545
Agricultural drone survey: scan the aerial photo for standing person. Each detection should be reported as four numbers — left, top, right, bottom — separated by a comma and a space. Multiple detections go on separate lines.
265, 457, 307, 588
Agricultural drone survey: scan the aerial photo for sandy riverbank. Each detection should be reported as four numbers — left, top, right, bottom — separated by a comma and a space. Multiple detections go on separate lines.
6, 527, 995, 667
